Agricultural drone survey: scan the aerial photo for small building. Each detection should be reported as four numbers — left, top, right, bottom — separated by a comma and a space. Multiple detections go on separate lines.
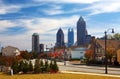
70, 47, 87, 59
2, 46, 20, 56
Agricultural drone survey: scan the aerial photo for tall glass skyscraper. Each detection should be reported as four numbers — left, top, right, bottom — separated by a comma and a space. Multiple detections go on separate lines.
68, 28, 74, 47
32, 33, 39, 53
77, 16, 91, 46
56, 28, 65, 47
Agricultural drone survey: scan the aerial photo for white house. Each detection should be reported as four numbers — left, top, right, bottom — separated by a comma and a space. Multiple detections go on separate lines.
2, 46, 20, 56
70, 47, 87, 59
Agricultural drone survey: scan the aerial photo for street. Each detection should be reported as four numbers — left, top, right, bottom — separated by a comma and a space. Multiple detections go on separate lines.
58, 61, 120, 75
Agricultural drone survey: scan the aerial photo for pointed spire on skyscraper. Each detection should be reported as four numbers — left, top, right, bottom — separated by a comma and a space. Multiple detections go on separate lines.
78, 16, 84, 22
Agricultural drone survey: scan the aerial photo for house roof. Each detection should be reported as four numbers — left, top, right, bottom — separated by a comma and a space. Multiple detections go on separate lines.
96, 39, 120, 49
3, 46, 19, 50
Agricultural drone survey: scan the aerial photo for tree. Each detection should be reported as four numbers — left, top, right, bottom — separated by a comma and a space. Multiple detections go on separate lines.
18, 61, 24, 72
113, 33, 120, 40
49, 60, 53, 72
44, 60, 50, 72
2, 56, 15, 66
52, 60, 59, 72
34, 59, 41, 73
29, 61, 34, 72
107, 47, 115, 64
22, 61, 29, 73
84, 49, 94, 61
20, 51, 31, 60
11, 60, 19, 74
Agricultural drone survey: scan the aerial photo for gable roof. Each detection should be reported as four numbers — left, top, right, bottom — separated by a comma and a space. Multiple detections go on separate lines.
96, 39, 120, 49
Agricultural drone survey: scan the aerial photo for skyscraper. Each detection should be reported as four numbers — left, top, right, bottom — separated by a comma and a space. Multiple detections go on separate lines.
68, 28, 74, 47
32, 33, 39, 53
40, 44, 44, 53
56, 28, 65, 47
77, 16, 91, 46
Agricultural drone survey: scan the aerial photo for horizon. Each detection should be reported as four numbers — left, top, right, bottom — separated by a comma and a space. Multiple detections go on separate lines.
0, 0, 120, 50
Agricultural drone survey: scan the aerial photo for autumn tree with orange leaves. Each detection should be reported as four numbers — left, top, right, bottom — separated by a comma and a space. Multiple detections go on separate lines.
107, 47, 115, 64
84, 49, 94, 61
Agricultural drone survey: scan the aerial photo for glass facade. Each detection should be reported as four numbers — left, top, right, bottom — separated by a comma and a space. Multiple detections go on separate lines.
68, 28, 74, 47
56, 28, 65, 47
77, 16, 91, 46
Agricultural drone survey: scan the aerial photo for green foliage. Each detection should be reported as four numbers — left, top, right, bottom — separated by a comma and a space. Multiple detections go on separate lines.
50, 61, 53, 70
11, 61, 19, 74
44, 60, 50, 72
18, 61, 24, 72
113, 33, 120, 40
29, 61, 33, 72
11, 59, 59, 74
49, 60, 59, 73
23, 61, 29, 73
40, 60, 44, 73
53, 60, 59, 72
31, 52, 37, 59
34, 59, 41, 73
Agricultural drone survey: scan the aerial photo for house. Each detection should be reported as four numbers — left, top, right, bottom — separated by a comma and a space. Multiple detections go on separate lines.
2, 46, 20, 56
69, 47, 87, 59
89, 37, 120, 62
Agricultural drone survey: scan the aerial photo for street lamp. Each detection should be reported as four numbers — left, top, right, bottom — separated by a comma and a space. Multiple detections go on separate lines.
104, 28, 114, 74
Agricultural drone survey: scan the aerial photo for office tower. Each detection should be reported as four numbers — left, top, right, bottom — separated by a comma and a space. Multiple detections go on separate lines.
56, 28, 65, 47
32, 33, 39, 53
77, 16, 91, 46
68, 28, 74, 47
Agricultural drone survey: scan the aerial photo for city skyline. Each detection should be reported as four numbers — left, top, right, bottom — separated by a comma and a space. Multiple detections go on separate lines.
0, 0, 120, 50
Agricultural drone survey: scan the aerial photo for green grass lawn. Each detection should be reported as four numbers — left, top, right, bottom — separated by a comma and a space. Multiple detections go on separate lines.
0, 72, 120, 79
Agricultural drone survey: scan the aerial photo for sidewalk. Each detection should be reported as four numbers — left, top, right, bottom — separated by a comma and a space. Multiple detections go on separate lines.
61, 71, 120, 78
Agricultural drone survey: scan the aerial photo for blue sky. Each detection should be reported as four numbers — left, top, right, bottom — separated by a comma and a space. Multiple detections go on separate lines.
0, 0, 120, 50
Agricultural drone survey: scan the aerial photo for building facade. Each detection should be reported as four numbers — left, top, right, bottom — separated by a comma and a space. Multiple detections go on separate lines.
56, 28, 65, 47
68, 28, 74, 47
89, 37, 120, 62
77, 16, 91, 46
2, 46, 20, 56
40, 44, 44, 53
70, 47, 87, 59
32, 33, 40, 53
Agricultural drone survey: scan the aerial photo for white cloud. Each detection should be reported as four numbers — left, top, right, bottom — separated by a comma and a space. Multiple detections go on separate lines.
34, 0, 99, 4
42, 9, 64, 15
82, 0, 120, 15
0, 4, 21, 14
0, 20, 17, 31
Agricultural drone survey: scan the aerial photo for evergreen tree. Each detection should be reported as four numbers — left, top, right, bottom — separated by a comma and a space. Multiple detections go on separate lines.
34, 59, 41, 73
23, 61, 29, 73
40, 60, 44, 73
11, 61, 19, 74
19, 61, 24, 72
49, 60, 54, 72
53, 59, 59, 72
29, 61, 33, 72
44, 60, 50, 72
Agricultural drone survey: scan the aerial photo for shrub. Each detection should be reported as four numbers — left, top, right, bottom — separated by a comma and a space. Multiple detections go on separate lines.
18, 61, 24, 72
34, 59, 41, 73
22, 61, 29, 73
11, 61, 19, 74
40, 60, 44, 73
49, 60, 59, 73
29, 61, 34, 72
53, 60, 59, 72
44, 60, 50, 72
